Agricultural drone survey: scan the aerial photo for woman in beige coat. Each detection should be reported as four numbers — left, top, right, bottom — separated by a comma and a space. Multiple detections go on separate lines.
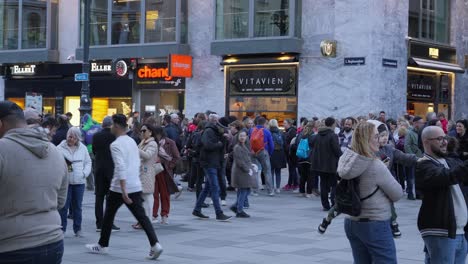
132, 124, 159, 229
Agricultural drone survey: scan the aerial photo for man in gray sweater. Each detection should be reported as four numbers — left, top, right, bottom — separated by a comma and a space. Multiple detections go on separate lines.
0, 101, 68, 263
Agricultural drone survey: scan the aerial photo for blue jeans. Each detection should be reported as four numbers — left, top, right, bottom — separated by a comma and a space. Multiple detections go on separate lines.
232, 188, 250, 213
424, 235, 467, 264
194, 168, 223, 215
0, 240, 63, 264
271, 168, 281, 189
59, 184, 85, 233
344, 219, 397, 264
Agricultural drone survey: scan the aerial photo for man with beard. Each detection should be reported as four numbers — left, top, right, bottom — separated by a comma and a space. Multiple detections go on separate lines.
338, 117, 355, 153
416, 126, 468, 263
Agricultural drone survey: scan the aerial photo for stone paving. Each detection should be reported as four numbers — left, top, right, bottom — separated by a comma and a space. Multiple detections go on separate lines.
63, 176, 426, 264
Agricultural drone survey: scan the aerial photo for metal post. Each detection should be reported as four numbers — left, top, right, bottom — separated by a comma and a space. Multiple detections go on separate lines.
79, 0, 91, 125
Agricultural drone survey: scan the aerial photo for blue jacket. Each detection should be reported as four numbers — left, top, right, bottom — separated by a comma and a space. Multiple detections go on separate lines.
249, 125, 274, 156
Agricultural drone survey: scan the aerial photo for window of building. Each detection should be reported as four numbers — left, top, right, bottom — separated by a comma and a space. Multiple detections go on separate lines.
22, 1, 47, 49
0, 1, 19, 50
81, 0, 186, 46
408, 0, 450, 44
216, 0, 300, 40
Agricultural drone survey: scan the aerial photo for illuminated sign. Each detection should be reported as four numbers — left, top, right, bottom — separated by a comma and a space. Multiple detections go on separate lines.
91, 62, 112, 72
168, 54, 193, 78
137, 65, 172, 81
135, 63, 185, 89
115, 60, 128, 77
429, 48, 439, 59
10, 65, 36, 75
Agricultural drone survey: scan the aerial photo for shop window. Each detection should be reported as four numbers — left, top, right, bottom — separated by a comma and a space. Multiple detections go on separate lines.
408, 0, 449, 43
0, 1, 19, 50
216, 0, 300, 40
22, 1, 47, 49
92, 97, 132, 124
80, 0, 108, 46
111, 0, 141, 44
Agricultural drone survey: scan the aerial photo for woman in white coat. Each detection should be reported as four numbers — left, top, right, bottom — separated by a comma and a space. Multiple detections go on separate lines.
133, 124, 160, 229
58, 127, 92, 237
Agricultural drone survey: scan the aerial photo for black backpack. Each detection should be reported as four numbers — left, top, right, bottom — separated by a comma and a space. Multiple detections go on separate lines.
335, 178, 380, 217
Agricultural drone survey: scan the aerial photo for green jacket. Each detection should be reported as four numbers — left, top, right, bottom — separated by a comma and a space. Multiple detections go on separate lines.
405, 128, 423, 157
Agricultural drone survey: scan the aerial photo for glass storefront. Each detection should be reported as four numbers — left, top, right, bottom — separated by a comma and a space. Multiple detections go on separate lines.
81, 0, 186, 46
408, 0, 450, 43
7, 97, 56, 115
92, 97, 132, 124
0, 0, 56, 50
215, 0, 299, 40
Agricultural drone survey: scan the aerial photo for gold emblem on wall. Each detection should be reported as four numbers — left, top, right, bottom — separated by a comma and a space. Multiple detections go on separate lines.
320, 40, 337, 57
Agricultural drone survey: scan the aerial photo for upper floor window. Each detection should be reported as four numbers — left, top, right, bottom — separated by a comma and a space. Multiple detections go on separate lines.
0, 0, 56, 51
215, 0, 301, 40
81, 0, 187, 46
409, 0, 450, 44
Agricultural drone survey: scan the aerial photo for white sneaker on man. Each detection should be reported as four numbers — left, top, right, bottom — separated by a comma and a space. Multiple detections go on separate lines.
85, 243, 108, 255
275, 188, 281, 194
161, 216, 169, 225
221, 200, 227, 206
146, 243, 163, 260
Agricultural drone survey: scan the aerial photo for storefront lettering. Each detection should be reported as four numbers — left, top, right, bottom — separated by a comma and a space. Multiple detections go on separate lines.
410, 83, 432, 91
91, 63, 112, 72
11, 65, 36, 75
137, 66, 173, 81
238, 78, 284, 86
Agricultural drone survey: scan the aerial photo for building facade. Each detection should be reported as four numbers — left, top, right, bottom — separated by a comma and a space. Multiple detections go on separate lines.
0, 0, 467, 125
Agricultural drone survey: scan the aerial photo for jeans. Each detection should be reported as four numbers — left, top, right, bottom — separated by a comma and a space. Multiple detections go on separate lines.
0, 240, 64, 264
271, 168, 281, 189
194, 168, 223, 215
406, 166, 415, 198
153, 171, 170, 218
99, 191, 158, 247
298, 163, 313, 194
344, 219, 397, 264
318, 172, 337, 209
142, 193, 154, 218
192, 162, 205, 199
287, 159, 299, 186
59, 184, 85, 233
252, 150, 273, 192
423, 235, 467, 264
232, 188, 250, 213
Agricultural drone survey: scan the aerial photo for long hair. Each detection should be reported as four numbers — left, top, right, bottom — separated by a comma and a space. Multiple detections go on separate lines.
351, 121, 376, 158
301, 121, 315, 136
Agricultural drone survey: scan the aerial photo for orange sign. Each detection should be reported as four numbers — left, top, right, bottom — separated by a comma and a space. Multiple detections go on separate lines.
168, 54, 192, 78
137, 65, 173, 81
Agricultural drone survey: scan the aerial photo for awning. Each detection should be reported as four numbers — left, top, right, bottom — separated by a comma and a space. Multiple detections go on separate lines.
409, 57, 465, 73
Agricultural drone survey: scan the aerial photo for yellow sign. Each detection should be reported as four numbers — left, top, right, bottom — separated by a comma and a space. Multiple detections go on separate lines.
429, 48, 439, 59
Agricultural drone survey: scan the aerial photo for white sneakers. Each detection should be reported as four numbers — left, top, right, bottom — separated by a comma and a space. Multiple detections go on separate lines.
161, 216, 169, 225
86, 242, 163, 260
85, 244, 108, 254
147, 243, 164, 260
221, 200, 227, 206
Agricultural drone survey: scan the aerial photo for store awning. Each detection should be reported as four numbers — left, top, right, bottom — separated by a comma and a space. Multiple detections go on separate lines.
409, 57, 465, 73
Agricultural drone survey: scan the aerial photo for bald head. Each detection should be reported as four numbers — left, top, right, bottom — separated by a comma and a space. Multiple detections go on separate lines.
422, 126, 447, 157
421, 126, 444, 141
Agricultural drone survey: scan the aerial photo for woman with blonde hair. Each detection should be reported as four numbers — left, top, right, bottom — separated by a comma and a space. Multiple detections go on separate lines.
296, 121, 318, 197
268, 119, 287, 193
58, 127, 92, 237
337, 121, 403, 263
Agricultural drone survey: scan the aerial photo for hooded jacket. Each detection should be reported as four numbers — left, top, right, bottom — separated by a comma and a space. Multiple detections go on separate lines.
0, 128, 68, 253
310, 127, 342, 174
58, 140, 92, 185
337, 148, 403, 220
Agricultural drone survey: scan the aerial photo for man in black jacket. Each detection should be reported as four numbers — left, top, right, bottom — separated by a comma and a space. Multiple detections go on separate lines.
52, 115, 69, 146
416, 126, 468, 263
192, 114, 231, 221
283, 119, 298, 190
92, 117, 119, 232
310, 117, 342, 210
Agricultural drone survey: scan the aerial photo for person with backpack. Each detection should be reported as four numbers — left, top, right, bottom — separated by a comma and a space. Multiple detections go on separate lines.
249, 117, 275, 196
295, 122, 316, 197
336, 121, 403, 263
186, 120, 207, 203
268, 119, 287, 194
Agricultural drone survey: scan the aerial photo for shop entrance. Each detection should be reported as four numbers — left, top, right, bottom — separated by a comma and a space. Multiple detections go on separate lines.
140, 90, 185, 122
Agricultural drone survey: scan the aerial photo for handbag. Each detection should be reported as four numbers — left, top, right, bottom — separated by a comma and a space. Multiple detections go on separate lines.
153, 163, 164, 175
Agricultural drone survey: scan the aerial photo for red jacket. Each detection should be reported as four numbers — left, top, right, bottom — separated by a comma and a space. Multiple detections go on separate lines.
440, 119, 448, 134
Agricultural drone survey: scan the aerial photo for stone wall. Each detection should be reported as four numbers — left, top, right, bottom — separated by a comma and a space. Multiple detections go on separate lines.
453, 0, 468, 119
59, 0, 79, 63
298, 0, 409, 119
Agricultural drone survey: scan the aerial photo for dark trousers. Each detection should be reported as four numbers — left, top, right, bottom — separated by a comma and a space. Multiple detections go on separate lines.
298, 163, 313, 194
0, 240, 63, 264
217, 160, 227, 200
95, 194, 106, 229
318, 172, 337, 209
99, 191, 158, 247
192, 162, 205, 198
287, 159, 299, 186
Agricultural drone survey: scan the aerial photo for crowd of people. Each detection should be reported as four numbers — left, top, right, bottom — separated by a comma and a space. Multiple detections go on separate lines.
1, 100, 468, 263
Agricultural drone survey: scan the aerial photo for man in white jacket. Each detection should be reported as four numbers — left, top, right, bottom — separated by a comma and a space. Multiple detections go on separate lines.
86, 114, 163, 260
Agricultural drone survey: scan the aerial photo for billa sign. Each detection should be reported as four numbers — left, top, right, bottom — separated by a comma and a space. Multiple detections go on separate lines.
135, 63, 185, 89
228, 65, 297, 96
168, 54, 192, 78
407, 72, 436, 101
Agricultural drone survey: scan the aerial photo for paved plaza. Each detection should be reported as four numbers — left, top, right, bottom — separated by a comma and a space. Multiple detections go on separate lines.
63, 176, 426, 264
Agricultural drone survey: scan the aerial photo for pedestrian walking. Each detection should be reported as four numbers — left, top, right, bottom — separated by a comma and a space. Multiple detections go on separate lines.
268, 119, 287, 193
86, 114, 163, 260
0, 101, 68, 263
58, 127, 92, 237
